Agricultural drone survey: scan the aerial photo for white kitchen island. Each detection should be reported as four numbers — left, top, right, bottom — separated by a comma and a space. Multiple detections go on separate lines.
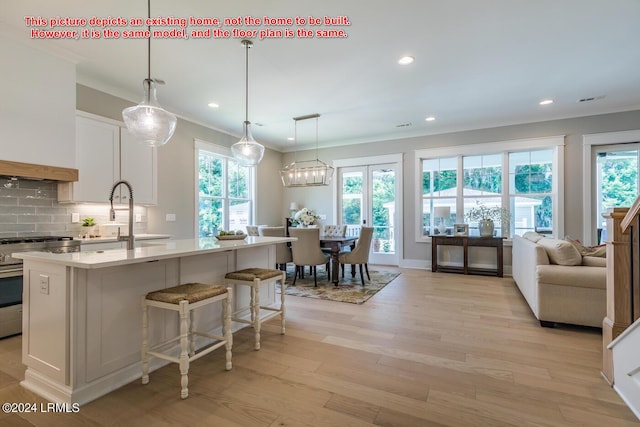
14, 236, 293, 406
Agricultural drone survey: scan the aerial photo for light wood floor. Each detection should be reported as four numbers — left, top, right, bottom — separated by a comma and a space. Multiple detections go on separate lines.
1, 267, 638, 426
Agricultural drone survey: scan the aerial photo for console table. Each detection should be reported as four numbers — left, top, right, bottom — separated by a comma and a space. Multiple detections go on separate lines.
431, 235, 505, 277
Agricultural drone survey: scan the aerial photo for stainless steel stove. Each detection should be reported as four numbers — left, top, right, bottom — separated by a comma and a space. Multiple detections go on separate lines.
0, 236, 81, 338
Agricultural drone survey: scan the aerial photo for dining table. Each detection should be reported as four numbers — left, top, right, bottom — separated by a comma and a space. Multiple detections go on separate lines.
319, 235, 358, 285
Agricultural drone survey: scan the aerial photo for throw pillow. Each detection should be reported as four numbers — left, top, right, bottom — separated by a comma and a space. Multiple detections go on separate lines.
564, 237, 606, 258
537, 237, 583, 266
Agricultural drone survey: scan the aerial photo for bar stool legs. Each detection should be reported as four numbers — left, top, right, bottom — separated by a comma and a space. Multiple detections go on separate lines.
141, 283, 232, 399
225, 268, 286, 351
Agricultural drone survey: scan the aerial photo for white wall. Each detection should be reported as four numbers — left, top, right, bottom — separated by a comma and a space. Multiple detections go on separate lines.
0, 35, 75, 168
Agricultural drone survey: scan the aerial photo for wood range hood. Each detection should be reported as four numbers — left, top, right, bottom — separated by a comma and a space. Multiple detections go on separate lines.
0, 160, 78, 182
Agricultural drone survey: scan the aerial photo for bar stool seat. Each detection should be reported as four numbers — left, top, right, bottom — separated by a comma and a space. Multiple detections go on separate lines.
225, 268, 286, 350
142, 283, 233, 399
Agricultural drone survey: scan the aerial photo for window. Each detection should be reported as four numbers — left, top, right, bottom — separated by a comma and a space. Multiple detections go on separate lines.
509, 150, 554, 236
422, 157, 457, 235
416, 136, 563, 241
582, 130, 640, 246
595, 145, 640, 243
196, 141, 255, 237
463, 154, 504, 235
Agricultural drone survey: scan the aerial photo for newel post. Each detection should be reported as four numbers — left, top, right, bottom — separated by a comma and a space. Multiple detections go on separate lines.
601, 207, 632, 385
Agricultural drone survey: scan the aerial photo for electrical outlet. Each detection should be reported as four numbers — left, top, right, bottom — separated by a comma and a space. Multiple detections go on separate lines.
39, 275, 49, 295
166, 213, 176, 222
319, 214, 327, 220
71, 213, 80, 223
135, 214, 143, 223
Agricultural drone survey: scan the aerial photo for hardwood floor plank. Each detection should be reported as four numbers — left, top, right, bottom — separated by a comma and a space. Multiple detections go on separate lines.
0, 266, 637, 426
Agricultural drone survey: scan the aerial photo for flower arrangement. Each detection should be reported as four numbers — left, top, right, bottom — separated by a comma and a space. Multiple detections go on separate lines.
292, 207, 320, 226
465, 202, 510, 223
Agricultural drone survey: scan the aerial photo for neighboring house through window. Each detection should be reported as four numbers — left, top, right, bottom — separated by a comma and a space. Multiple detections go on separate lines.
416, 136, 563, 241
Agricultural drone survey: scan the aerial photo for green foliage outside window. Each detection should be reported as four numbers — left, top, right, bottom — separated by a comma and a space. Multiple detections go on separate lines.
600, 157, 638, 209
198, 152, 251, 237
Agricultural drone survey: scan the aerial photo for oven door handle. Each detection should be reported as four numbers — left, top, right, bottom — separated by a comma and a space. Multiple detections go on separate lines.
0, 268, 23, 279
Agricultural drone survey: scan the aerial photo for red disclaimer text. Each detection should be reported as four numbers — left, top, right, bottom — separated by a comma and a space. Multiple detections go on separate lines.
24, 15, 351, 40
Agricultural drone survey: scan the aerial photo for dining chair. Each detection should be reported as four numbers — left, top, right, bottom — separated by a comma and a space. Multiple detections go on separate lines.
246, 225, 260, 236
258, 226, 292, 271
322, 224, 347, 237
321, 225, 349, 261
339, 226, 374, 286
289, 228, 330, 287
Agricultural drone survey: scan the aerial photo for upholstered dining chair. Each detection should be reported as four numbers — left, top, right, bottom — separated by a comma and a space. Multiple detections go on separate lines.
322, 224, 347, 237
339, 226, 374, 286
246, 225, 260, 236
289, 228, 330, 287
258, 226, 292, 271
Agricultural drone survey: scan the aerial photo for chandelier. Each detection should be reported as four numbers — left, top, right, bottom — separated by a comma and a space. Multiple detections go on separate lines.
280, 113, 334, 187
231, 39, 265, 166
122, 0, 176, 147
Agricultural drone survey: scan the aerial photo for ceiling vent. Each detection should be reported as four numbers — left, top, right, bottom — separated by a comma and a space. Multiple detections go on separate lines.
396, 122, 412, 128
577, 95, 605, 103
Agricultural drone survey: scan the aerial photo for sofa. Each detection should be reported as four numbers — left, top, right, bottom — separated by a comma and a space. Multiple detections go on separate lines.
511, 232, 606, 327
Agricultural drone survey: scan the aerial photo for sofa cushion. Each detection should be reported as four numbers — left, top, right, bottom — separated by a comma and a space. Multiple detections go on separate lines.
537, 265, 606, 290
522, 231, 544, 243
582, 256, 607, 267
537, 237, 582, 266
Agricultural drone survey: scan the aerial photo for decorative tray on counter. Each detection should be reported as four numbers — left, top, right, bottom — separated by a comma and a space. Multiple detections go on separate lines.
215, 234, 247, 240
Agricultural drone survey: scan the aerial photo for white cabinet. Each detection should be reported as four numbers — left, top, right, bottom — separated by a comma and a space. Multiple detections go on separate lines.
58, 113, 157, 205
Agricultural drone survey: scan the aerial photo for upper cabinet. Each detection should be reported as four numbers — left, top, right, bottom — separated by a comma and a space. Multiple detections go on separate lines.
58, 113, 157, 205
0, 36, 75, 168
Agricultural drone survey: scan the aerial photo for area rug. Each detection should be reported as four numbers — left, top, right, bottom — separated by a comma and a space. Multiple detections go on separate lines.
279, 267, 400, 304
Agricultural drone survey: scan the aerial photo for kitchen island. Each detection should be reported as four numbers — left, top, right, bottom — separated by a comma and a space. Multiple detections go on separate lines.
14, 236, 293, 406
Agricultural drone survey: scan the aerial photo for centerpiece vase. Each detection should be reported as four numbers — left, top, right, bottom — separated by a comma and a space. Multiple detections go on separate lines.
479, 219, 494, 237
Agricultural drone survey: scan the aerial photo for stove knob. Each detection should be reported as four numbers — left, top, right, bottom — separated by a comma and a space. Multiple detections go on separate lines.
0, 254, 5, 263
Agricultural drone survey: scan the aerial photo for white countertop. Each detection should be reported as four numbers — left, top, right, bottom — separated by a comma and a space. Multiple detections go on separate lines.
14, 236, 294, 269
78, 234, 172, 244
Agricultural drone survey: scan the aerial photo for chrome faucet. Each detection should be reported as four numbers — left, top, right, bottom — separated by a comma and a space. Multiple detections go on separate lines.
108, 180, 135, 250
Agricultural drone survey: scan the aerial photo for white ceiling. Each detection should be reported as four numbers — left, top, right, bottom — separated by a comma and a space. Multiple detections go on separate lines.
3, 0, 640, 151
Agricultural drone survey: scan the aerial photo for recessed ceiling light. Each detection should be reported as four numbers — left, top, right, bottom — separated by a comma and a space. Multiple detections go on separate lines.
539, 99, 554, 105
287, 137, 294, 141
207, 102, 219, 108
425, 116, 436, 122
398, 56, 414, 65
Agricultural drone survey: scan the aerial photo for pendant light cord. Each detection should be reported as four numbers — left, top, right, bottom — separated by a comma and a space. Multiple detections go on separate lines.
315, 116, 319, 162
147, 0, 151, 81
244, 40, 250, 123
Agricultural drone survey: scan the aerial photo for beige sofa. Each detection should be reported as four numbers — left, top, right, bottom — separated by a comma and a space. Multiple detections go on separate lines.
511, 233, 606, 327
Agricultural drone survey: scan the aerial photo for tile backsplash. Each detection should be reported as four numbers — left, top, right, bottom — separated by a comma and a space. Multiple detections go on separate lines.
0, 177, 148, 238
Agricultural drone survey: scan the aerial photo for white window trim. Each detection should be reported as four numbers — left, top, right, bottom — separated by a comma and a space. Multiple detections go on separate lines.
582, 129, 640, 245
414, 135, 565, 242
194, 139, 257, 237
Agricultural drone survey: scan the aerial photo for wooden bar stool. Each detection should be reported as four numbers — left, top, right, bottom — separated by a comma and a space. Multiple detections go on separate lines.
141, 283, 233, 399
224, 268, 286, 350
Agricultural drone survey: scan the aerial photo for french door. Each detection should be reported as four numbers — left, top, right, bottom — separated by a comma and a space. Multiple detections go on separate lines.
337, 163, 399, 265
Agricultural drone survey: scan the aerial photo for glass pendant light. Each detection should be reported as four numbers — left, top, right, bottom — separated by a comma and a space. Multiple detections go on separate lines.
231, 39, 265, 166
122, 0, 176, 147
